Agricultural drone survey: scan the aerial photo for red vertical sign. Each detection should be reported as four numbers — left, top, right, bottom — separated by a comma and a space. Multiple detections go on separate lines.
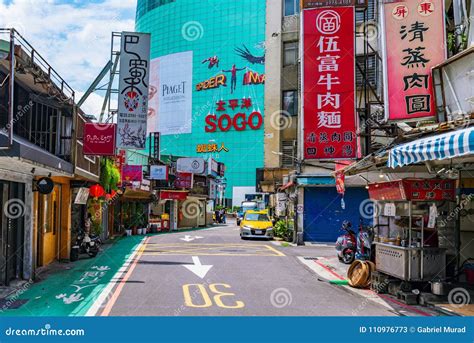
303, 7, 357, 160
383, 0, 445, 121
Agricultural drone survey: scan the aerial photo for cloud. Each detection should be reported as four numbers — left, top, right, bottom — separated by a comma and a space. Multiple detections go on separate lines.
0, 0, 136, 116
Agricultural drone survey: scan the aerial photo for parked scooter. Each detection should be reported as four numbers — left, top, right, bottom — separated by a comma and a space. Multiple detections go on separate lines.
70, 230, 101, 261
335, 220, 373, 264
335, 221, 357, 264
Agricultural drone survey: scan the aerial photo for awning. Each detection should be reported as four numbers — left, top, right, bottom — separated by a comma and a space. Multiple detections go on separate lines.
388, 127, 474, 169
296, 176, 335, 186
123, 188, 152, 200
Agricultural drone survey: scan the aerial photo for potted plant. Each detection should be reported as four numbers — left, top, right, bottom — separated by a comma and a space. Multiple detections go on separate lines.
122, 202, 132, 236
130, 203, 139, 235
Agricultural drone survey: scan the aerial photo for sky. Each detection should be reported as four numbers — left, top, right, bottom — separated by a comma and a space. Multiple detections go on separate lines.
0, 0, 136, 116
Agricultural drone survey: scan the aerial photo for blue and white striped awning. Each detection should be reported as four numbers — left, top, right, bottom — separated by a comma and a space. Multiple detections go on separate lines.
388, 127, 474, 168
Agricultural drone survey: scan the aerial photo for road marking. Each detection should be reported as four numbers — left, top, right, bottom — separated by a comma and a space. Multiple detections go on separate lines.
263, 244, 286, 257
142, 243, 285, 257
180, 235, 204, 242
183, 284, 212, 308
182, 283, 244, 309
99, 237, 151, 316
183, 256, 213, 279
85, 237, 148, 317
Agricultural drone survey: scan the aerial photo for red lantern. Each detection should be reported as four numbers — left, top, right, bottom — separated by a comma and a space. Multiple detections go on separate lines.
89, 184, 105, 198
110, 190, 117, 198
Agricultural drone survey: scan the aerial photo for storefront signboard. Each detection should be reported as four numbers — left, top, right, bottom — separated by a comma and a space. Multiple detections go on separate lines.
150, 165, 169, 180
83, 123, 116, 156
160, 190, 189, 201
122, 165, 143, 183
382, 0, 446, 121
174, 172, 194, 189
176, 158, 206, 174
303, 6, 357, 159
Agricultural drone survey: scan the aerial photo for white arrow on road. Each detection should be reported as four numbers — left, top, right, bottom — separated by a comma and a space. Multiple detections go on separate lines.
180, 235, 203, 242
183, 256, 213, 279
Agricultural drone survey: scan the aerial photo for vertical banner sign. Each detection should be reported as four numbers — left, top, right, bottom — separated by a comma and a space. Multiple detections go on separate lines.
303, 7, 357, 160
382, 0, 445, 121
117, 32, 151, 149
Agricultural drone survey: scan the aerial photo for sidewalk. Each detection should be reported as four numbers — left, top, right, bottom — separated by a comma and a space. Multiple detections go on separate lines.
293, 245, 442, 317
0, 235, 147, 316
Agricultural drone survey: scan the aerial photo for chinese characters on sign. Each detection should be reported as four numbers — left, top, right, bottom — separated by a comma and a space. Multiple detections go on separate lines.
303, 7, 357, 159
383, 0, 445, 120
196, 143, 229, 153
117, 32, 151, 149
205, 98, 263, 132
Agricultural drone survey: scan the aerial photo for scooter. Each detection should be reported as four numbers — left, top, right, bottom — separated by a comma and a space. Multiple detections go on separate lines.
335, 220, 373, 264
335, 221, 357, 264
70, 230, 101, 261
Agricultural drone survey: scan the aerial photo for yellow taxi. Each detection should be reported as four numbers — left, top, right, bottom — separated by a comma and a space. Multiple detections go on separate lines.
240, 210, 273, 240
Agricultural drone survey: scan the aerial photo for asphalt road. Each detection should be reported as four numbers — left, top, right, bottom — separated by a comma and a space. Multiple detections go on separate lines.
101, 221, 397, 316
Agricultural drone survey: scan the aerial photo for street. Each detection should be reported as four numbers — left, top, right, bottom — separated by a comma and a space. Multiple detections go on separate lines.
93, 221, 398, 316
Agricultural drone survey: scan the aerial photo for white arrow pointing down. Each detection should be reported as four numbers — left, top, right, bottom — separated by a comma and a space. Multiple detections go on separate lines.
183, 256, 213, 279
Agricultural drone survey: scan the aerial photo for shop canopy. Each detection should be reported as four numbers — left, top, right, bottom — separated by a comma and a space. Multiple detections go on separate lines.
388, 127, 474, 169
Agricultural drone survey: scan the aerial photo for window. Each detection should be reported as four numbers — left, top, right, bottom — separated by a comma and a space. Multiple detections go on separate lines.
356, 54, 378, 88
136, 0, 176, 20
283, 42, 298, 66
283, 90, 298, 116
282, 141, 297, 168
284, 0, 300, 16
244, 213, 270, 221
356, 0, 375, 22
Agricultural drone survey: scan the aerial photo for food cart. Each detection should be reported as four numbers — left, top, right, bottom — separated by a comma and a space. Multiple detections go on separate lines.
368, 179, 456, 282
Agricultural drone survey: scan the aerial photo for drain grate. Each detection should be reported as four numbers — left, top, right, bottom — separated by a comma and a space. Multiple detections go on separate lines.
303, 257, 319, 261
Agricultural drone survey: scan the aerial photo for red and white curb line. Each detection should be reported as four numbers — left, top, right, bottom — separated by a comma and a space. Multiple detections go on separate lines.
297, 256, 433, 316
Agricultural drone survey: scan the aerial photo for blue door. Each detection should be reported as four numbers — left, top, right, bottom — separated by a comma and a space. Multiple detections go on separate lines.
303, 187, 370, 242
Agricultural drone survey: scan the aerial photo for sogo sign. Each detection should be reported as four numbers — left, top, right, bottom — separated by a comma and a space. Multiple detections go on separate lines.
205, 98, 263, 132
205, 112, 263, 132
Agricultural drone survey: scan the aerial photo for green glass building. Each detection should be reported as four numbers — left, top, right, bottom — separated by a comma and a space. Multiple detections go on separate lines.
135, 0, 266, 204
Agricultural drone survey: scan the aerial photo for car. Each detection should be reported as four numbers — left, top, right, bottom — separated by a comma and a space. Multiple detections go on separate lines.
236, 201, 258, 225
239, 210, 274, 240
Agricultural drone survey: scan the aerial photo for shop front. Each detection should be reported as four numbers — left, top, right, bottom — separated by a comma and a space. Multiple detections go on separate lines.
387, 126, 474, 277
369, 179, 457, 282
0, 178, 28, 286
298, 176, 370, 243
178, 195, 207, 229
152, 190, 189, 232
116, 187, 152, 236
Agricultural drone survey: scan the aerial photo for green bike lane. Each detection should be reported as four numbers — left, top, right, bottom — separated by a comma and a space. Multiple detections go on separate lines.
0, 235, 147, 316
0, 228, 210, 317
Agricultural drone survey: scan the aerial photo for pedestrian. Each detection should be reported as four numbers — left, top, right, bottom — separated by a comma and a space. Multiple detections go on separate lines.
222, 208, 226, 224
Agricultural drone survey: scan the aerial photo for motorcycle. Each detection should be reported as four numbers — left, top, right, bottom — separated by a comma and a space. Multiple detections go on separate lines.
335, 221, 357, 264
335, 220, 373, 264
70, 230, 101, 261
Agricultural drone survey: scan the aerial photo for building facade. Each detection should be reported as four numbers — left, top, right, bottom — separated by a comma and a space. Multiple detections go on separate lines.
261, 0, 382, 243
135, 0, 267, 206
